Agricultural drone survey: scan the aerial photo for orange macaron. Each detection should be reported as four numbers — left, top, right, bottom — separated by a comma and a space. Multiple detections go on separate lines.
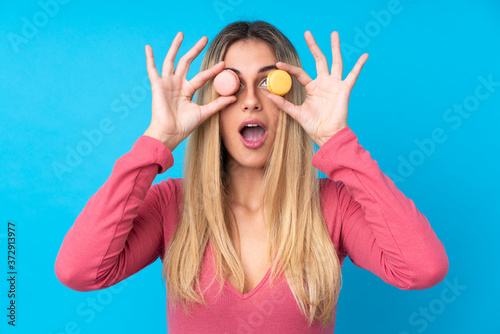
267, 69, 292, 96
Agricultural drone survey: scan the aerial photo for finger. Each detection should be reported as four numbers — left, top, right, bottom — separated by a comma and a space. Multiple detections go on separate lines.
331, 31, 343, 80
266, 93, 301, 122
145, 45, 160, 82
188, 61, 225, 93
175, 36, 209, 77
304, 31, 330, 77
344, 53, 369, 90
276, 62, 313, 88
162, 31, 183, 77
199, 95, 237, 122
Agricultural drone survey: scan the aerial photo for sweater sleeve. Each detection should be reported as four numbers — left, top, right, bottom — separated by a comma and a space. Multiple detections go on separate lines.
312, 126, 449, 290
54, 135, 175, 292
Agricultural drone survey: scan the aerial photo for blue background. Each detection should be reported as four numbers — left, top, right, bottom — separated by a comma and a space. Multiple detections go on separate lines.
1, 0, 499, 333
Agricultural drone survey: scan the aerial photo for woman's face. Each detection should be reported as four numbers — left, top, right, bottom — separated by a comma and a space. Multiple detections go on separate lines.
219, 39, 281, 170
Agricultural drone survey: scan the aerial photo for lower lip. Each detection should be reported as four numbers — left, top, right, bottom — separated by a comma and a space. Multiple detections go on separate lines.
239, 131, 267, 149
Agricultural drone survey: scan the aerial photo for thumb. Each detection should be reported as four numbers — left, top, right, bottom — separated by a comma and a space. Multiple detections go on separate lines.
266, 94, 300, 121
199, 95, 237, 122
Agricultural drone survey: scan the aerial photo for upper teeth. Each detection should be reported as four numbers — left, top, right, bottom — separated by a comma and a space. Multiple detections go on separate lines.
246, 124, 258, 127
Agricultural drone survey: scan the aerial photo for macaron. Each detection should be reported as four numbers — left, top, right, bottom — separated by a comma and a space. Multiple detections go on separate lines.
267, 69, 292, 96
214, 69, 240, 96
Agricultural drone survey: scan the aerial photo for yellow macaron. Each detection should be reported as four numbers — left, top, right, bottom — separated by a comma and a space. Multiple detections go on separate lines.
267, 69, 292, 96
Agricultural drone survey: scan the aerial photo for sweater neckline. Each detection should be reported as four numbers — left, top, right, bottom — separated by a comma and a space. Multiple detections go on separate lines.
208, 240, 276, 300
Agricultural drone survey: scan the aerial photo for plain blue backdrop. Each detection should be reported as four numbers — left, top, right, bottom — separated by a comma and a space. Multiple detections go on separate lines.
1, 0, 499, 333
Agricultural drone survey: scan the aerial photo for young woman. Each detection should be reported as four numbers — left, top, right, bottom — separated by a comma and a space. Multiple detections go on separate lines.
55, 21, 449, 333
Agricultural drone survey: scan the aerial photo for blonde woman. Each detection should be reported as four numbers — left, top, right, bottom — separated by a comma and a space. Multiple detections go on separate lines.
55, 21, 449, 333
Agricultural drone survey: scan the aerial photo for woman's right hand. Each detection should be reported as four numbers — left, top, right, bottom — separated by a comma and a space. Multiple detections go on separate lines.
143, 32, 236, 151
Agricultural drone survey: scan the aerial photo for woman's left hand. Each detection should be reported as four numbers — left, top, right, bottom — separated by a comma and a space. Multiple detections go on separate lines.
267, 31, 368, 147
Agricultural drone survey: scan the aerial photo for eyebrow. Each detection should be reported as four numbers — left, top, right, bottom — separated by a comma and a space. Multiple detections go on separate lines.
224, 65, 277, 75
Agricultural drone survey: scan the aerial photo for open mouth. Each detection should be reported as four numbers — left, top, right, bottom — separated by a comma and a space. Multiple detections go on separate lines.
239, 124, 266, 142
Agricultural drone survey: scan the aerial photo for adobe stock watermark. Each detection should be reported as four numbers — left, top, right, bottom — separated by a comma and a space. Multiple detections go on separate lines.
385, 73, 498, 185
51, 74, 151, 182
213, 0, 243, 21
49, 275, 135, 334
398, 276, 467, 334
341, 0, 417, 63
7, 0, 72, 53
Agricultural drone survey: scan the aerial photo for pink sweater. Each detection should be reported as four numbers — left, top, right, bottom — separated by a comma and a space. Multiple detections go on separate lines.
55, 126, 449, 333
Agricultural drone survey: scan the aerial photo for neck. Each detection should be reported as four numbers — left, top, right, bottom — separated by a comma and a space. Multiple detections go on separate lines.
226, 165, 265, 212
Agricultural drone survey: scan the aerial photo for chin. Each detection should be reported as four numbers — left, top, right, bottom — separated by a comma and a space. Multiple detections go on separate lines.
222, 137, 274, 168
226, 150, 269, 169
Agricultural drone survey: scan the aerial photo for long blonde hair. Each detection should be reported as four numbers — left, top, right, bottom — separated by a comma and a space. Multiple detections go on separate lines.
162, 20, 342, 328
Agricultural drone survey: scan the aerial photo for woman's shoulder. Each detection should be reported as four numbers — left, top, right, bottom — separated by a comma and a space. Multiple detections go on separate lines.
153, 177, 183, 202
151, 178, 184, 244
318, 177, 345, 203
318, 177, 357, 218
317, 177, 351, 250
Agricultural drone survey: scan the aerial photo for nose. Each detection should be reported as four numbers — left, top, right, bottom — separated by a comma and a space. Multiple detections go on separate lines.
241, 85, 262, 112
